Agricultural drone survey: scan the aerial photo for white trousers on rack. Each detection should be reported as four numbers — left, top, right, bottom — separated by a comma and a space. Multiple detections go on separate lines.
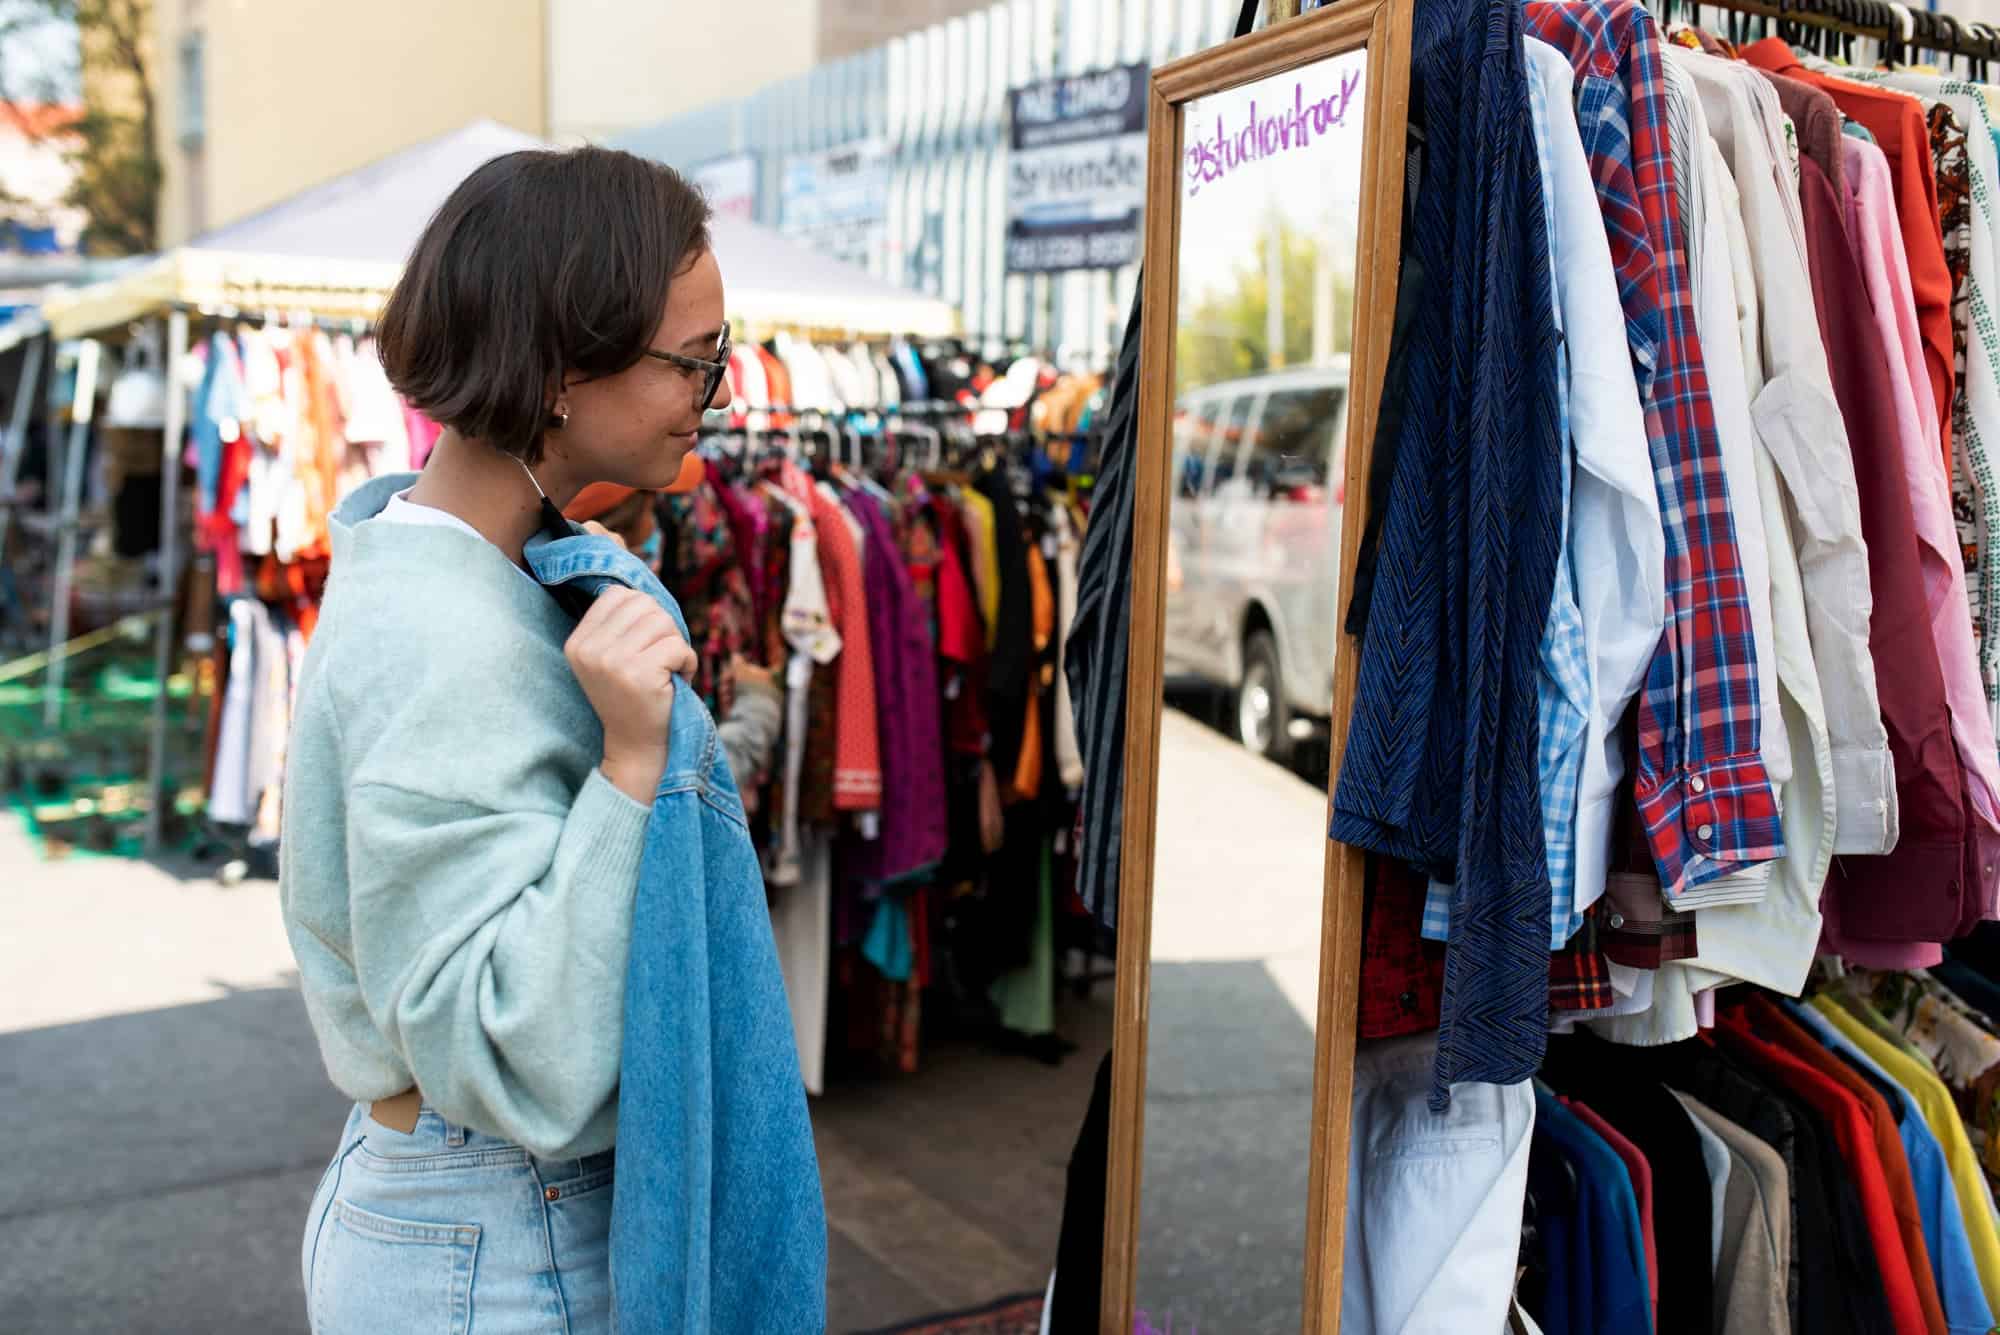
1341, 1034, 1535, 1335
209, 600, 261, 825
770, 830, 830, 1096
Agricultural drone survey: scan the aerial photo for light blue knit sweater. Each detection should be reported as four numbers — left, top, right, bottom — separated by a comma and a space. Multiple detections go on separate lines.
279, 474, 649, 1159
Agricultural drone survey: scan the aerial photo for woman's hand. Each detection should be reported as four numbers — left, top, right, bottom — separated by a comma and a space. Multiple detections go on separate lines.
728, 654, 776, 695
580, 520, 626, 550
566, 587, 698, 803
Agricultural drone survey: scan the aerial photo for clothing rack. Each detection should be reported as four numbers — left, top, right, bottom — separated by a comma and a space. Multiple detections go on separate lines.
1659, 0, 2000, 71
176, 301, 374, 337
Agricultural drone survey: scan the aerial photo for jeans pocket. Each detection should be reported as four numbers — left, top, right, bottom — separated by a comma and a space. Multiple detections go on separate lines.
310, 1198, 481, 1335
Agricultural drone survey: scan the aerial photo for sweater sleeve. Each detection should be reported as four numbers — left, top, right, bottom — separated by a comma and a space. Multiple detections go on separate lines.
717, 677, 783, 795
344, 767, 649, 1157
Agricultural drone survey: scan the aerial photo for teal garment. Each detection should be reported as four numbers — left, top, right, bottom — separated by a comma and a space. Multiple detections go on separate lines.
863, 899, 914, 983
991, 841, 1056, 1036
1843, 119, 1878, 144
281, 474, 648, 1162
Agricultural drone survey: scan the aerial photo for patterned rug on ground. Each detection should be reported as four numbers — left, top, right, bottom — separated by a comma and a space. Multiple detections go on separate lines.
853, 1292, 1045, 1335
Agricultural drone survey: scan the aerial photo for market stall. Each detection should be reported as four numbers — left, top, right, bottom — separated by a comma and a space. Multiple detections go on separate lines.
19, 119, 958, 857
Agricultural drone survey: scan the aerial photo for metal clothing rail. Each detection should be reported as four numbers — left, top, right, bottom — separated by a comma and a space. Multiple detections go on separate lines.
1656, 0, 2000, 71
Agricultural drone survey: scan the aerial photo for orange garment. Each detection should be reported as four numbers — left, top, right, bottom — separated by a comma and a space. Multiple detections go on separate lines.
757, 345, 794, 426
1745, 994, 1948, 1335
783, 464, 880, 810
254, 554, 328, 640
1740, 38, 1956, 468
293, 334, 344, 563
563, 456, 706, 521
1011, 542, 1056, 802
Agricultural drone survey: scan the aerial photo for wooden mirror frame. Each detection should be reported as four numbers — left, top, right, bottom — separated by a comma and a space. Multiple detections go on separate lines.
1100, 2, 1415, 1330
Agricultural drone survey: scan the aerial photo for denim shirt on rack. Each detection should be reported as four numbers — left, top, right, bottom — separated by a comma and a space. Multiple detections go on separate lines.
522, 528, 827, 1335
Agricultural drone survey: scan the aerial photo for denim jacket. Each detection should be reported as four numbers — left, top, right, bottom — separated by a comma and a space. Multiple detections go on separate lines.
523, 529, 827, 1334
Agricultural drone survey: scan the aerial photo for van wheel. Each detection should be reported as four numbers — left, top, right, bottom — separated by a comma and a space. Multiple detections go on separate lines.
1237, 631, 1293, 764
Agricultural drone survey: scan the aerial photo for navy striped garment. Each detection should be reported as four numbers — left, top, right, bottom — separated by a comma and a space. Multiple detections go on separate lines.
1329, 0, 1564, 1108
1064, 286, 1143, 942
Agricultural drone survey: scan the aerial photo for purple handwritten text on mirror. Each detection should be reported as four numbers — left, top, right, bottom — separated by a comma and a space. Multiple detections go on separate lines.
1183, 68, 1363, 196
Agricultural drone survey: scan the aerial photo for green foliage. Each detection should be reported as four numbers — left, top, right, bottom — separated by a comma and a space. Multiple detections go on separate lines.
1175, 210, 1354, 395
0, 0, 157, 254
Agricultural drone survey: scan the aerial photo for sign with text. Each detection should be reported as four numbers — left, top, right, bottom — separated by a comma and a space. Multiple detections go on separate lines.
1006, 62, 1148, 273
781, 139, 891, 268
690, 153, 759, 222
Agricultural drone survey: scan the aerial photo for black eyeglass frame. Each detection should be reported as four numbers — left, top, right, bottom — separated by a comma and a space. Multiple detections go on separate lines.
643, 321, 732, 409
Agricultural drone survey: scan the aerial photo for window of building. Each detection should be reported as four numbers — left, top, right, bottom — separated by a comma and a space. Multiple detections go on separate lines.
178, 31, 205, 148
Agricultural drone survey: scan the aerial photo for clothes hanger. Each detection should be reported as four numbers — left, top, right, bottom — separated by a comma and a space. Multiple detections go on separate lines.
1886, 1, 1914, 65
1941, 12, 1966, 74
1957, 15, 1993, 78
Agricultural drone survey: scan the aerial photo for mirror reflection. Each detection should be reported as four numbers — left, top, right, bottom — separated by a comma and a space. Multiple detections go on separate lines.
1137, 46, 1369, 1334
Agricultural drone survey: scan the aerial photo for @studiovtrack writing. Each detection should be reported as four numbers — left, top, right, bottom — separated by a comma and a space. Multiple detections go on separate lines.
1183, 69, 1364, 196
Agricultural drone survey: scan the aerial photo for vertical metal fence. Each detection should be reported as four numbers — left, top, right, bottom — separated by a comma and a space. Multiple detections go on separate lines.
613, 0, 1243, 365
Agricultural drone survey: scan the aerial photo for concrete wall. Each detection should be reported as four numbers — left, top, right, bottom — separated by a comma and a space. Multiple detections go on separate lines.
816, 0, 999, 62
155, 0, 547, 245
546, 0, 820, 142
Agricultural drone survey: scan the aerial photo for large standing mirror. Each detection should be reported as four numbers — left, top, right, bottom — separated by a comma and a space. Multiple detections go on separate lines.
1104, 4, 1413, 1331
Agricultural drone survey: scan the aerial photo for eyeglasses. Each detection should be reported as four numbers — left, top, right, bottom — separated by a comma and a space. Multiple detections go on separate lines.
644, 321, 731, 410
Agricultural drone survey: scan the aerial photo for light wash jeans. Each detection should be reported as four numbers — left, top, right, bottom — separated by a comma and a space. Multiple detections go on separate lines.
302, 1102, 615, 1335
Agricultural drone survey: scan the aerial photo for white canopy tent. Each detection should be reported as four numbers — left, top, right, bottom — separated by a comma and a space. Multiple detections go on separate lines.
40, 121, 958, 340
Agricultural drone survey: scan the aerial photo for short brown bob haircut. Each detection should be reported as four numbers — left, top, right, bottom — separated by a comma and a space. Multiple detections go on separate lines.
377, 146, 714, 465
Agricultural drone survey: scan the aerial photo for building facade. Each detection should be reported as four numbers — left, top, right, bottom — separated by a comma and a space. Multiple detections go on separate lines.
150, 0, 970, 247
615, 0, 1244, 365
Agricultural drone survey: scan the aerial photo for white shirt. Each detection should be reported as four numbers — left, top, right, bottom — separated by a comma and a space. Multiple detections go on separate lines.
1524, 37, 1665, 930
1671, 48, 1894, 857
376, 489, 540, 583
1594, 107, 1837, 1047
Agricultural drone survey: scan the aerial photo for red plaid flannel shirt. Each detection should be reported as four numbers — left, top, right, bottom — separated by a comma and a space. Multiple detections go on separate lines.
1358, 857, 1446, 1040
1526, 0, 1784, 900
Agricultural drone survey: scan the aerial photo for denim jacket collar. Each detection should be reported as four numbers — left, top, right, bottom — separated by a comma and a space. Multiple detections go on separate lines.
522, 529, 724, 807
523, 528, 693, 643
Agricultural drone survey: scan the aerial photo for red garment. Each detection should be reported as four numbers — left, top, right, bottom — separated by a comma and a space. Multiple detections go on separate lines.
1356, 858, 1445, 1040
201, 430, 254, 596
1718, 1009, 1929, 1334
1565, 1098, 1659, 1329
1743, 995, 1947, 1335
934, 502, 984, 666
1549, 912, 1617, 1012
1794, 150, 1971, 950
783, 465, 881, 810
1740, 37, 1955, 468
